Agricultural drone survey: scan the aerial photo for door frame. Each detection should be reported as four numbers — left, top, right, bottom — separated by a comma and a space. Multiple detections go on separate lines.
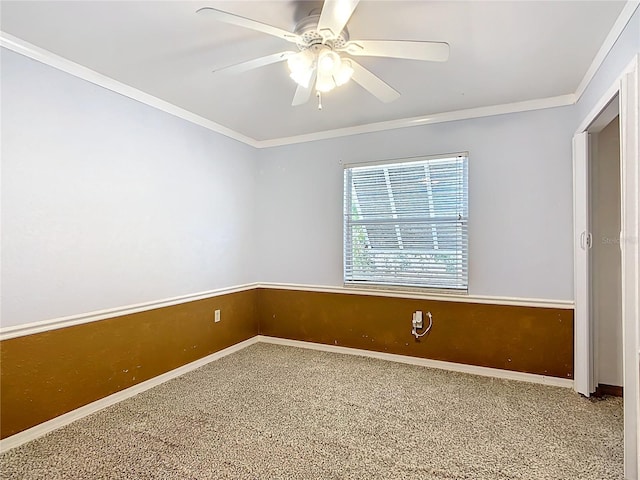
574, 54, 639, 480
572, 131, 593, 396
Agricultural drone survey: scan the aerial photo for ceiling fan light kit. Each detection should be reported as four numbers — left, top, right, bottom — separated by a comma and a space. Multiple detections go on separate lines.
288, 45, 355, 94
287, 49, 315, 88
197, 0, 449, 109
335, 60, 355, 86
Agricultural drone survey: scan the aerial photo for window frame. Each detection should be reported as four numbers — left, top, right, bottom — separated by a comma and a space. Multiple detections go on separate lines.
343, 152, 469, 293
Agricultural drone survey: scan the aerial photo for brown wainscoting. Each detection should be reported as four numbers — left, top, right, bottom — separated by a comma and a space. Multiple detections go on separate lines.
1, 287, 574, 440
594, 384, 623, 397
256, 288, 573, 379
0, 289, 258, 439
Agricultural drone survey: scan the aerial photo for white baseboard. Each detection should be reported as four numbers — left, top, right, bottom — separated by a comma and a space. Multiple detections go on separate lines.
0, 336, 260, 454
257, 336, 574, 389
0, 334, 573, 453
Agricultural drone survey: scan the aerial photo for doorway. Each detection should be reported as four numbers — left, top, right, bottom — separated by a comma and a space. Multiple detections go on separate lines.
588, 105, 623, 397
573, 54, 639, 480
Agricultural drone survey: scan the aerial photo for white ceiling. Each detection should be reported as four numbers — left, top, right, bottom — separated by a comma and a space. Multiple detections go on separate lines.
0, 1, 627, 143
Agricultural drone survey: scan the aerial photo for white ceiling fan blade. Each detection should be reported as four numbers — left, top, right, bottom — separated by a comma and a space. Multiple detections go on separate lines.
341, 40, 450, 62
350, 60, 400, 103
197, 7, 300, 44
213, 51, 295, 75
292, 83, 313, 106
317, 0, 360, 40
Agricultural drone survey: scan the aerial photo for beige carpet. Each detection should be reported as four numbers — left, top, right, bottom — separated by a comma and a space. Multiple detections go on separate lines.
1, 343, 623, 479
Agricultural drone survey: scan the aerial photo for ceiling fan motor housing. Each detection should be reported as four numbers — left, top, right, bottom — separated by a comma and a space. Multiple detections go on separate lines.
294, 14, 349, 51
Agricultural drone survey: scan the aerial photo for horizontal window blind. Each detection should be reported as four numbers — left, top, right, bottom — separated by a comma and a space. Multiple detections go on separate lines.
344, 154, 468, 291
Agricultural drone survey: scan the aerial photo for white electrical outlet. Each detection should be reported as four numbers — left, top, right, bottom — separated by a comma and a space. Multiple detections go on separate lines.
214, 309, 221, 323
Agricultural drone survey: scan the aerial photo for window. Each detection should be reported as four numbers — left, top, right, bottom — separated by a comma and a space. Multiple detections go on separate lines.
343, 153, 468, 291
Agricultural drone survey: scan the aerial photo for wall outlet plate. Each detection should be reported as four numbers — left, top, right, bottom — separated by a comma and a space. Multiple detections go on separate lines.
214, 309, 221, 323
414, 310, 423, 329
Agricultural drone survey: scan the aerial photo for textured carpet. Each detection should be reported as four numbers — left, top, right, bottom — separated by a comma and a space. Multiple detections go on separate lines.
1, 343, 623, 479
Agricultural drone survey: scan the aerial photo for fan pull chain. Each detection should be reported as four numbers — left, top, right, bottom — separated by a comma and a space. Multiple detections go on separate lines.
316, 91, 323, 110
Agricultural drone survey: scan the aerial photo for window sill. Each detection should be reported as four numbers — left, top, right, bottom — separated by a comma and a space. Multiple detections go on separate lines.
343, 282, 468, 297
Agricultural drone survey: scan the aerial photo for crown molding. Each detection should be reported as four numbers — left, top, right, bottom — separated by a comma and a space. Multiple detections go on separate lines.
574, 0, 640, 102
2, 0, 636, 150
255, 95, 576, 148
0, 32, 260, 148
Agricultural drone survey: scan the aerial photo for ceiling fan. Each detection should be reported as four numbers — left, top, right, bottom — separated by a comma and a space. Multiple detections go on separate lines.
197, 0, 449, 109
